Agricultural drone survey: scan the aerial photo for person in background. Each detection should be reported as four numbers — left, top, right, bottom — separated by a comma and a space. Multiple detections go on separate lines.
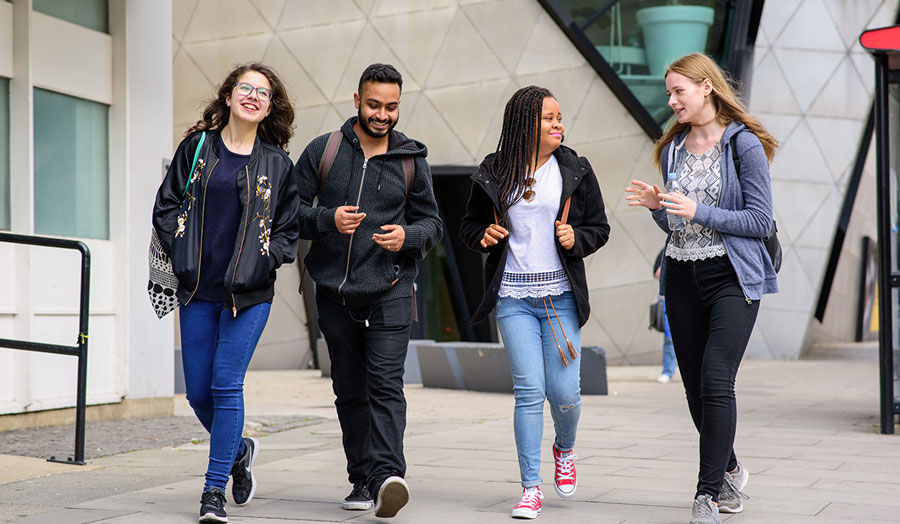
153, 62, 300, 523
653, 249, 677, 383
460, 85, 610, 520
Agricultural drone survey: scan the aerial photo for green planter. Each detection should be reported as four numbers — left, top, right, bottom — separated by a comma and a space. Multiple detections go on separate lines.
636, 5, 715, 76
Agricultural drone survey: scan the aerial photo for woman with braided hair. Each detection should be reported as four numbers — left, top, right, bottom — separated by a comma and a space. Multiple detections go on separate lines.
460, 86, 610, 519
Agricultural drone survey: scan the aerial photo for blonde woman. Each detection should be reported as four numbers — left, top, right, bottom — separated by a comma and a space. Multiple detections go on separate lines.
625, 53, 778, 524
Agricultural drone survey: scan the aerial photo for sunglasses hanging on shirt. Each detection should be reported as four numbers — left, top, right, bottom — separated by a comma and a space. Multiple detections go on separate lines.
523, 176, 536, 201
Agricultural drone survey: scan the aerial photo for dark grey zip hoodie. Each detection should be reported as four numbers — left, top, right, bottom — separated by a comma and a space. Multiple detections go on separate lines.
294, 117, 443, 305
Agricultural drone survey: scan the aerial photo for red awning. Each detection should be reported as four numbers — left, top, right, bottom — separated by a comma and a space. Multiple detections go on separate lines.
861, 25, 900, 52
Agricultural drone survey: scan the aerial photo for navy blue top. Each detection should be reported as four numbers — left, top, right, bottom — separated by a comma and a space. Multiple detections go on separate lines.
195, 137, 248, 302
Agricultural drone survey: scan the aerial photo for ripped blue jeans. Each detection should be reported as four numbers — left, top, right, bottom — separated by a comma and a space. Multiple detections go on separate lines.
496, 291, 582, 488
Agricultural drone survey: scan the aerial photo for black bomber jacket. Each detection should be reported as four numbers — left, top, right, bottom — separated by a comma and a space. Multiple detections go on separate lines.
459, 146, 610, 327
152, 130, 300, 314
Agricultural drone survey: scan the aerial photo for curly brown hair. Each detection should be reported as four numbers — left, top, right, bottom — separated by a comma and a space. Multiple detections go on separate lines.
186, 62, 295, 151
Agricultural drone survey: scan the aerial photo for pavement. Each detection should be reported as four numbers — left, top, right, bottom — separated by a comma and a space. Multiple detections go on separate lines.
0, 348, 898, 523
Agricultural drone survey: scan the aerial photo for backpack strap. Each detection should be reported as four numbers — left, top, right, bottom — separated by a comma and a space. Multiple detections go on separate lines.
730, 133, 741, 179
317, 130, 343, 190
401, 156, 414, 203
491, 196, 572, 226
666, 139, 676, 179
560, 196, 572, 224
183, 131, 206, 198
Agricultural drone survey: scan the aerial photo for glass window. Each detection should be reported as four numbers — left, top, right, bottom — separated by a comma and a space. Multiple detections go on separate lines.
0, 78, 8, 231
33, 0, 108, 33
33, 88, 109, 239
557, 0, 729, 126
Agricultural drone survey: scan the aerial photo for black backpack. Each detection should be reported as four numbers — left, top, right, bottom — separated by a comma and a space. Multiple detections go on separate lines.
730, 133, 782, 273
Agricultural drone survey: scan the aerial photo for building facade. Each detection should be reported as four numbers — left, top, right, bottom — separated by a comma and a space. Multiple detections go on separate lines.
0, 0, 173, 421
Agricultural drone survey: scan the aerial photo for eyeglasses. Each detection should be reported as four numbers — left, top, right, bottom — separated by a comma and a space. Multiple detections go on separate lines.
234, 82, 272, 102
523, 176, 537, 201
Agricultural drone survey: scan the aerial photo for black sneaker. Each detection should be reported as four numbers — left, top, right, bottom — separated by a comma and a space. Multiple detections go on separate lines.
231, 437, 259, 505
342, 481, 374, 510
199, 487, 228, 523
374, 476, 409, 518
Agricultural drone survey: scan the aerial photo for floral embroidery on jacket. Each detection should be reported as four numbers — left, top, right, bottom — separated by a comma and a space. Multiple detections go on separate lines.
175, 212, 187, 238
175, 159, 204, 238
255, 173, 272, 255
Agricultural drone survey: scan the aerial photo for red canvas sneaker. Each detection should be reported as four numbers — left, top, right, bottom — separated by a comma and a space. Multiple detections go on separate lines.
511, 486, 543, 519
553, 444, 577, 498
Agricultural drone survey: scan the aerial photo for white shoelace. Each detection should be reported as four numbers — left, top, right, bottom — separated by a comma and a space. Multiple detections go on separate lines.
555, 451, 577, 480
517, 487, 542, 507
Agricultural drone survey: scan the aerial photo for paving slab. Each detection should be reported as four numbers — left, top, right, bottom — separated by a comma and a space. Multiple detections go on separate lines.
0, 358, 898, 523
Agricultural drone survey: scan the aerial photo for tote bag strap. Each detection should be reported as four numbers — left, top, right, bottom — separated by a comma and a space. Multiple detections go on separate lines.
182, 131, 207, 199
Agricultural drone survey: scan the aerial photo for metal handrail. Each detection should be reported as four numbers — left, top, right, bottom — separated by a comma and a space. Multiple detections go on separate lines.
0, 231, 91, 464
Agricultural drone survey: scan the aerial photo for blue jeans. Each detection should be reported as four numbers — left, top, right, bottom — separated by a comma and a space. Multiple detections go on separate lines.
495, 291, 581, 488
180, 299, 271, 491
661, 298, 676, 377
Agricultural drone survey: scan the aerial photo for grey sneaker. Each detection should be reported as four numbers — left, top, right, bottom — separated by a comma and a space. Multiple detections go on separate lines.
690, 494, 721, 524
719, 463, 750, 513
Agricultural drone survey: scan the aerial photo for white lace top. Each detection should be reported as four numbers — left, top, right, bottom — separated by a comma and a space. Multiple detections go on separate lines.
498, 156, 572, 298
665, 140, 728, 262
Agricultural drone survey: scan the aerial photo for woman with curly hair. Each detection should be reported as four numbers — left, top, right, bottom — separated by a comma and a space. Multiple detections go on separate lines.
152, 62, 299, 523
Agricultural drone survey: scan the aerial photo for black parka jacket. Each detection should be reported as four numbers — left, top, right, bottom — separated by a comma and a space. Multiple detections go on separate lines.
152, 130, 300, 314
459, 146, 610, 327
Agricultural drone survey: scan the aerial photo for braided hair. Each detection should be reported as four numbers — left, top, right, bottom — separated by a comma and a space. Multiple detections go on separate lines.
491, 86, 554, 226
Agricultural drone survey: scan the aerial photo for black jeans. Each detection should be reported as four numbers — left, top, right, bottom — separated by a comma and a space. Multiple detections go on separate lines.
316, 292, 411, 496
664, 255, 759, 501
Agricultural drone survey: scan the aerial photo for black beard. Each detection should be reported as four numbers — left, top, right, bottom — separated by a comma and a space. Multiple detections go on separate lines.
357, 108, 398, 138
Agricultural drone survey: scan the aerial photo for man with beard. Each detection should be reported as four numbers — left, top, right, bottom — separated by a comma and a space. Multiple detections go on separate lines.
293, 63, 442, 518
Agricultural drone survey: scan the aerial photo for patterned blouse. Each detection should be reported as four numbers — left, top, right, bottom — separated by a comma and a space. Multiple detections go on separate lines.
665, 141, 728, 262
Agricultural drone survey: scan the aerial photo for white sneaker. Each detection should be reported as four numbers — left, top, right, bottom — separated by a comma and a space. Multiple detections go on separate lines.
657, 374, 671, 383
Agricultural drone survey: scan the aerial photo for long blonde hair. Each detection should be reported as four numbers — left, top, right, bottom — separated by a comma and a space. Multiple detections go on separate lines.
652, 53, 778, 173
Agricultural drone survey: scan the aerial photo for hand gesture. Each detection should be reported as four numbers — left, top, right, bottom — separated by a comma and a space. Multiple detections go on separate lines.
625, 180, 663, 210
335, 206, 366, 234
373, 224, 405, 252
480, 223, 508, 248
555, 221, 575, 250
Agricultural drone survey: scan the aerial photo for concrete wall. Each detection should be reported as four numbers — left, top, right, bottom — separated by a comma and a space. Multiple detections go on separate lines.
749, 0, 896, 357
171, 0, 895, 364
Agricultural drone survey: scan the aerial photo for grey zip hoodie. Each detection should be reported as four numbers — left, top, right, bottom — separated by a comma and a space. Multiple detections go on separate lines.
294, 117, 443, 305
652, 121, 779, 300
